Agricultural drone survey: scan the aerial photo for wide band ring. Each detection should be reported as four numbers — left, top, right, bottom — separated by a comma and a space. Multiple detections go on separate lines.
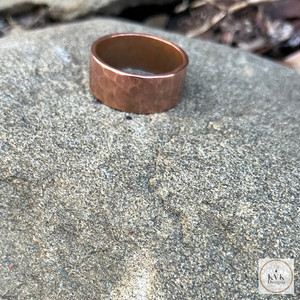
90, 33, 189, 114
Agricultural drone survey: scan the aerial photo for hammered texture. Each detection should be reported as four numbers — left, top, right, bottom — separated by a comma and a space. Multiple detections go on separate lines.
89, 34, 188, 114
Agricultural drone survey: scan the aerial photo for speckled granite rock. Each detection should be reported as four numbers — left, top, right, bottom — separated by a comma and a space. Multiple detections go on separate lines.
0, 0, 178, 20
0, 18, 299, 299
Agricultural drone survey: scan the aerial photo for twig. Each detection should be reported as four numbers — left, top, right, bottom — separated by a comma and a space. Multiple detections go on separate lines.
189, 0, 225, 10
187, 11, 226, 37
189, 0, 207, 9
228, 0, 279, 14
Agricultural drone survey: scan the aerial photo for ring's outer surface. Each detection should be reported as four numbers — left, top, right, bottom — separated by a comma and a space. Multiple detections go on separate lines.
90, 33, 189, 114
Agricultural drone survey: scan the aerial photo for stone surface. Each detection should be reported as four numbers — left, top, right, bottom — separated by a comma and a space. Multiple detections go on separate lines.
0, 0, 178, 20
0, 18, 299, 299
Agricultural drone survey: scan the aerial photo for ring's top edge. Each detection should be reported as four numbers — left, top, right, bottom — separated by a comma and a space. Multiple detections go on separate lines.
90, 32, 189, 79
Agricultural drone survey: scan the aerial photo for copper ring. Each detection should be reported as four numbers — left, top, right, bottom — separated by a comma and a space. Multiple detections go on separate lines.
90, 33, 189, 114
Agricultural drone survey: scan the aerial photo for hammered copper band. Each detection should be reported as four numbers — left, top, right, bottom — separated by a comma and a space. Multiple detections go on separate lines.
90, 33, 189, 114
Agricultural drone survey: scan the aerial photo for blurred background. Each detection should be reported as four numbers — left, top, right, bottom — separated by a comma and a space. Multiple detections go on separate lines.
0, 0, 299, 73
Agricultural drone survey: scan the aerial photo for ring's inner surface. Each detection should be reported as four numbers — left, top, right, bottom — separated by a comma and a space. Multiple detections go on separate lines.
95, 35, 184, 74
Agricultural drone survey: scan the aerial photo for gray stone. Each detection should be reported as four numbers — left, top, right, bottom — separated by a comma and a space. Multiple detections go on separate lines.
0, 18, 299, 299
0, 0, 178, 21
